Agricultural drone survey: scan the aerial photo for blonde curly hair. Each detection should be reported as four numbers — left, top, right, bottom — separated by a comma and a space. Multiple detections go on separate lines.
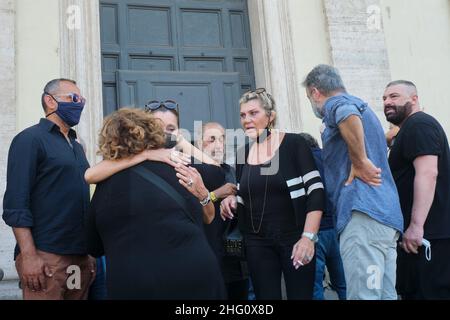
98, 108, 166, 160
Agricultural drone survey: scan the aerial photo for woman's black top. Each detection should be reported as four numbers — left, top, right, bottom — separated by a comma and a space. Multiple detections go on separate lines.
236, 133, 325, 242
240, 161, 299, 240
86, 161, 225, 300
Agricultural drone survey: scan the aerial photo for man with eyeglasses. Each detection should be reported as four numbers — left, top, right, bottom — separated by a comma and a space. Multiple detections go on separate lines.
2, 78, 96, 300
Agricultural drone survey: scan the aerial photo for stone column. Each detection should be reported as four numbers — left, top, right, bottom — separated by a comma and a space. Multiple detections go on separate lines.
324, 0, 391, 115
59, 0, 103, 164
0, 0, 17, 280
247, 0, 303, 132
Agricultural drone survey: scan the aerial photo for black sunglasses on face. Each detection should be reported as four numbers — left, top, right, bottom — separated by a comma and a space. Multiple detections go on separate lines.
145, 100, 179, 112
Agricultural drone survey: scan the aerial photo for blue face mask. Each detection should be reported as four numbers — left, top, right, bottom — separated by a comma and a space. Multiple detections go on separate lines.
45, 93, 85, 127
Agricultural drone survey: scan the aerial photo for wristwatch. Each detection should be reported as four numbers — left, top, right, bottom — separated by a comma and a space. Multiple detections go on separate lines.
302, 232, 319, 243
210, 191, 218, 203
200, 192, 211, 206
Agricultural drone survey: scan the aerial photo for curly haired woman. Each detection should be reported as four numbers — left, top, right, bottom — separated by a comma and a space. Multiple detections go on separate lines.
86, 108, 225, 299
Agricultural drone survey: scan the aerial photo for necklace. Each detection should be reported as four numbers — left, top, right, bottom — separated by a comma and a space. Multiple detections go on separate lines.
247, 163, 269, 234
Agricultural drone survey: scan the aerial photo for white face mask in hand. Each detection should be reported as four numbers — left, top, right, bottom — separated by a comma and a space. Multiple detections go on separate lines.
422, 239, 431, 261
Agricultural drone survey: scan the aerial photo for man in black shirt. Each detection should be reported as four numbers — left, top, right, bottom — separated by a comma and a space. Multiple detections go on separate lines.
2, 78, 95, 300
196, 122, 249, 300
384, 80, 450, 299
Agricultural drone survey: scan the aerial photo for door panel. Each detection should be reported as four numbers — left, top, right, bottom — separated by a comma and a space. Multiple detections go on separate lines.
116, 70, 241, 133
100, 0, 255, 129
127, 6, 173, 47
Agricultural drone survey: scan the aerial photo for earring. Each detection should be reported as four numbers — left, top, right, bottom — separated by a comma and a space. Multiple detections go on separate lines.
268, 123, 273, 132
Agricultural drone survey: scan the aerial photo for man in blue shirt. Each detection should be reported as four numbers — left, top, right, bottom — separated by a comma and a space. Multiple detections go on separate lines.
2, 78, 95, 300
303, 65, 403, 300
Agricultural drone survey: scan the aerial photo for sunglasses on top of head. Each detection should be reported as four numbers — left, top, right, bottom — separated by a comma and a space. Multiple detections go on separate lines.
245, 88, 266, 95
145, 100, 179, 112
243, 88, 272, 99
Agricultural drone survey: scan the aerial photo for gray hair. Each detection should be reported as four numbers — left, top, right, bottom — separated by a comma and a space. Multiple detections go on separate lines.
202, 122, 224, 134
303, 64, 346, 96
41, 78, 77, 111
239, 89, 277, 126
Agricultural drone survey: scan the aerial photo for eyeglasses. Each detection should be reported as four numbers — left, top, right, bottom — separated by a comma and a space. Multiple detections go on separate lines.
145, 100, 179, 112
46, 92, 85, 103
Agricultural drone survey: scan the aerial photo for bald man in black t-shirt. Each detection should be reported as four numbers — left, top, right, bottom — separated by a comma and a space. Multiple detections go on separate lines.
383, 80, 450, 300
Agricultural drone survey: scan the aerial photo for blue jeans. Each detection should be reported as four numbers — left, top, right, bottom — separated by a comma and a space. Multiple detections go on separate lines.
313, 228, 346, 300
88, 256, 107, 300
248, 278, 256, 300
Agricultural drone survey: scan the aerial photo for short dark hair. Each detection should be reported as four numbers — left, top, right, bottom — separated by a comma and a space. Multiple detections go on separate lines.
41, 78, 77, 111
386, 80, 417, 90
299, 132, 320, 149
303, 64, 346, 96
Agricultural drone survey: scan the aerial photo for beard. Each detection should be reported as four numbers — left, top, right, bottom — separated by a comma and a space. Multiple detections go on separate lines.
310, 100, 325, 119
211, 150, 224, 163
385, 101, 413, 126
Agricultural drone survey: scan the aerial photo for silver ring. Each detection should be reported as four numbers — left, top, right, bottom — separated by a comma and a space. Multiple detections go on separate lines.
187, 178, 193, 187
305, 255, 312, 261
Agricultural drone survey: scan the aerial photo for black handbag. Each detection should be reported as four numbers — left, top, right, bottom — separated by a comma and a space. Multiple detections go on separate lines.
223, 217, 245, 259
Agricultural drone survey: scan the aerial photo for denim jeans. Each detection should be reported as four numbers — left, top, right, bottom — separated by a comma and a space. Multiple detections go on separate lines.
313, 228, 346, 300
88, 256, 107, 300
247, 278, 256, 300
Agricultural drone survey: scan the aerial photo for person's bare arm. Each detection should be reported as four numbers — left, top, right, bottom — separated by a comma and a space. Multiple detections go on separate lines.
201, 202, 215, 224
291, 211, 322, 269
339, 115, 382, 186
177, 137, 219, 166
385, 125, 400, 147
13, 228, 52, 292
212, 183, 237, 200
401, 155, 438, 254
85, 154, 146, 184
85, 149, 190, 184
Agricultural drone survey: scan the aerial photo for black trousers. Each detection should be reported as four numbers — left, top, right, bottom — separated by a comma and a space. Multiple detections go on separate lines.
397, 238, 450, 300
245, 236, 315, 300
226, 279, 249, 300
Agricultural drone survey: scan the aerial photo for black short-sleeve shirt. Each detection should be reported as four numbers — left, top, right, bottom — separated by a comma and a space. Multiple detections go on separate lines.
388, 112, 450, 239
